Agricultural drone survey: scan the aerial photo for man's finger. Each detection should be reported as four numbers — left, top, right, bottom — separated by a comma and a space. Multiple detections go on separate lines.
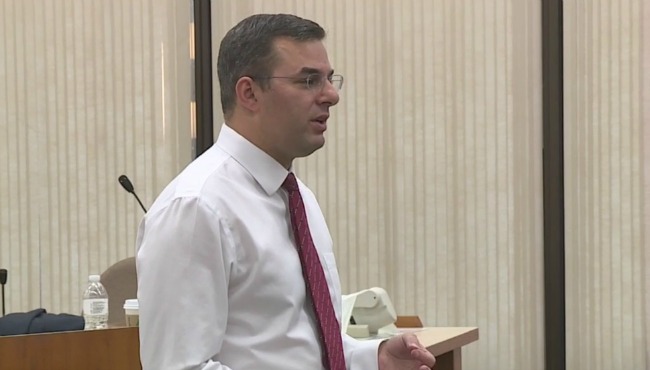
410, 347, 436, 368
403, 333, 427, 350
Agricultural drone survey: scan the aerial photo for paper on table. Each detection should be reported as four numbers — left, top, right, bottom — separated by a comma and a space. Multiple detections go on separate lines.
341, 292, 358, 333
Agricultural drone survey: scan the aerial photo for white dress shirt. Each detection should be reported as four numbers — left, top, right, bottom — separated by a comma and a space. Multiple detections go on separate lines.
136, 124, 380, 370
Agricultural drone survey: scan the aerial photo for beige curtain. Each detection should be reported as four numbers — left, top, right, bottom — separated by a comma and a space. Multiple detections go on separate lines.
564, 1, 649, 369
646, 3, 650, 367
0, 0, 193, 314
212, 1, 544, 369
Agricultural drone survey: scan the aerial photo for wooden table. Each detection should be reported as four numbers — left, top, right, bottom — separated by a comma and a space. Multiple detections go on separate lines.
414, 327, 479, 370
0, 326, 478, 369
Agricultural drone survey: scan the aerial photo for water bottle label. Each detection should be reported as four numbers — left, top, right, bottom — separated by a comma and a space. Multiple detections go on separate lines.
83, 298, 108, 315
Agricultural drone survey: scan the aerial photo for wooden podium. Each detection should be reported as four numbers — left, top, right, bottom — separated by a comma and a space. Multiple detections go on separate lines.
0, 326, 477, 370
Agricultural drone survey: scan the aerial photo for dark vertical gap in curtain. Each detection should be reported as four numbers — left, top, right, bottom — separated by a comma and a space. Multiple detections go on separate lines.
194, 0, 214, 158
542, 1, 566, 370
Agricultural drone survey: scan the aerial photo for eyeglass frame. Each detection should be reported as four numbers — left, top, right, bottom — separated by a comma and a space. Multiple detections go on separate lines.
250, 73, 344, 92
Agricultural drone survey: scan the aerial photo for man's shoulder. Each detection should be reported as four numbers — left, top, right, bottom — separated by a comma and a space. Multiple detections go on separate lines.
149, 146, 252, 213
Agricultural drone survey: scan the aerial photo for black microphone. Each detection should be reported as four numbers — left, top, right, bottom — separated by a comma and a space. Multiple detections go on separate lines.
0, 269, 7, 317
118, 175, 148, 213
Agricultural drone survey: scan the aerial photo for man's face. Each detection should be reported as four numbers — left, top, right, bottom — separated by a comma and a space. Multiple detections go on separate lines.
255, 38, 340, 168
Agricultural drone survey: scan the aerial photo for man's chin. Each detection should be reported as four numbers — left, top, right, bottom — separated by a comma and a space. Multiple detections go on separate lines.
297, 140, 326, 158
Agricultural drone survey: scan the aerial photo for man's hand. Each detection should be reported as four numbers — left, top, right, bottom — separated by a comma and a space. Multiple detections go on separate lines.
378, 333, 436, 370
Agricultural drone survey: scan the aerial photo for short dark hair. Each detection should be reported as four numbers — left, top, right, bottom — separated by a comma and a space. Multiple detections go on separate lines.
217, 14, 326, 118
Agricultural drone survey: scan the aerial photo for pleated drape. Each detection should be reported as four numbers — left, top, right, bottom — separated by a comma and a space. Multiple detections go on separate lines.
0, 0, 192, 315
212, 1, 545, 369
564, 1, 649, 369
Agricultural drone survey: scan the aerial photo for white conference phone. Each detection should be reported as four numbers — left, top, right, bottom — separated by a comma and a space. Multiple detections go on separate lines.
342, 287, 398, 339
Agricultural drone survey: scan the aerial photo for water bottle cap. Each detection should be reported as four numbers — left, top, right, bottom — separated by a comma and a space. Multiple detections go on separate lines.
89, 274, 100, 282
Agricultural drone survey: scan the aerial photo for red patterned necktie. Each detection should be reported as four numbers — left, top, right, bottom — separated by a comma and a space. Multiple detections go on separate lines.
282, 173, 346, 370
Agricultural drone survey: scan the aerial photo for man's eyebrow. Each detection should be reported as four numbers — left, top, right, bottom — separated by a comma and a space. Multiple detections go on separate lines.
298, 67, 335, 76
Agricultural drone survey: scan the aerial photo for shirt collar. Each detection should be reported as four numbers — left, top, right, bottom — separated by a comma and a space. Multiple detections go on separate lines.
215, 124, 290, 195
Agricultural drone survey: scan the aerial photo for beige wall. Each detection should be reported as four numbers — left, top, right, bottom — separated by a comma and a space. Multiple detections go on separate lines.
212, 1, 545, 369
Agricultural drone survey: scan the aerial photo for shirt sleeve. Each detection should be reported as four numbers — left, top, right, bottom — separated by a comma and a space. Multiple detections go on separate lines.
136, 196, 236, 370
342, 333, 383, 370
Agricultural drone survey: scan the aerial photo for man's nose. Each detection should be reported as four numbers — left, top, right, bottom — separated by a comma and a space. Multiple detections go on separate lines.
318, 80, 340, 106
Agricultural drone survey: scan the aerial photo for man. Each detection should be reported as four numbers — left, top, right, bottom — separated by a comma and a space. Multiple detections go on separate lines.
136, 13, 435, 370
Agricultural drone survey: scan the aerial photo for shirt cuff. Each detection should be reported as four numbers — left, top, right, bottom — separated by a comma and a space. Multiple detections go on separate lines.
345, 336, 383, 370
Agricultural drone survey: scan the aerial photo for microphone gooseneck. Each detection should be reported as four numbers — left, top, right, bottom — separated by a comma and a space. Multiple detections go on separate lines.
118, 175, 148, 213
0, 269, 7, 317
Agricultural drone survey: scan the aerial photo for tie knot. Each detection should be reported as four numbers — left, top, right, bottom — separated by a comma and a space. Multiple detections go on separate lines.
282, 173, 300, 192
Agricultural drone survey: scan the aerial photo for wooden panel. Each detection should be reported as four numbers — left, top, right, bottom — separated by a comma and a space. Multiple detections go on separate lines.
434, 348, 462, 370
395, 315, 424, 328
0, 327, 141, 370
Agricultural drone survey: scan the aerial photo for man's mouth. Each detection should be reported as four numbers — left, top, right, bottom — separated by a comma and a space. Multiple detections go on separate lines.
312, 114, 329, 124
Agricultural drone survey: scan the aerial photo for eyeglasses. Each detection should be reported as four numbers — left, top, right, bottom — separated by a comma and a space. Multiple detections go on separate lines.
252, 74, 344, 91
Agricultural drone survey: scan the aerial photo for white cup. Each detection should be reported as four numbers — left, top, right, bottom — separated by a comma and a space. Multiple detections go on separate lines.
123, 299, 139, 327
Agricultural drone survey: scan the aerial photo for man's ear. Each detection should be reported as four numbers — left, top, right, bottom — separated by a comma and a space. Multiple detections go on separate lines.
235, 76, 261, 113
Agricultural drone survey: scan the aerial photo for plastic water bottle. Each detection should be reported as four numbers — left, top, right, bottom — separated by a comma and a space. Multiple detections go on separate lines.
82, 274, 109, 330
